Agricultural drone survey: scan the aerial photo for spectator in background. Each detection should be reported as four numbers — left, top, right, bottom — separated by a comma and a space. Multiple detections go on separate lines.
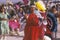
18, 7, 26, 23
0, 5, 9, 40
18, 7, 27, 31
7, 4, 16, 18
48, 6, 58, 40
8, 10, 15, 19
9, 15, 20, 36
18, 7, 25, 18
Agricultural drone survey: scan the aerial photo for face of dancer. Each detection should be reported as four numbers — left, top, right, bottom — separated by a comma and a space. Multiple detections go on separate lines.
30, 7, 35, 13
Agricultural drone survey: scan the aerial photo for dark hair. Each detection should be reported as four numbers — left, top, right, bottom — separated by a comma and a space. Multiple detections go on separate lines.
10, 10, 15, 17
30, 2, 35, 6
0, 6, 2, 13
52, 6, 56, 9
0, 4, 4, 13
49, 6, 57, 12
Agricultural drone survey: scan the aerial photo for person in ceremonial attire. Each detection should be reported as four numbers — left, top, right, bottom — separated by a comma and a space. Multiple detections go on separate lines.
23, 4, 45, 40
23, 4, 39, 40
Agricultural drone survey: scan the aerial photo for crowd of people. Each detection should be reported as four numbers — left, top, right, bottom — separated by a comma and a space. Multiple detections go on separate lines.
0, 0, 58, 40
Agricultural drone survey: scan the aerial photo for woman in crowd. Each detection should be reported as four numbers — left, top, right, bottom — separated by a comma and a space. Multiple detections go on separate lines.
23, 4, 45, 40
0, 5, 9, 40
18, 7, 27, 31
18, 7, 25, 19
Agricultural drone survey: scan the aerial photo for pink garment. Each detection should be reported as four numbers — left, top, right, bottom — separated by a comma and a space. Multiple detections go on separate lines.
16, 5, 19, 10
9, 19, 20, 29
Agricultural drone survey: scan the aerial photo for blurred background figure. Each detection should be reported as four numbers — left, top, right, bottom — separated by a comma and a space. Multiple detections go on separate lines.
0, 5, 9, 40
9, 15, 20, 36
48, 6, 58, 40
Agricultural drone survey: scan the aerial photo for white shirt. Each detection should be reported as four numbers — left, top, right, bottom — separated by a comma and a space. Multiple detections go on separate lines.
34, 10, 44, 19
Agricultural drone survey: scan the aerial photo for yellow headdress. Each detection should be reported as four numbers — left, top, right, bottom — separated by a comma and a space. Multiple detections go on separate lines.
35, 1, 46, 12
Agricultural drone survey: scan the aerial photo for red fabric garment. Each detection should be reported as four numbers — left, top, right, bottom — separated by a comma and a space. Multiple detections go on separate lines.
39, 24, 46, 39
23, 13, 45, 40
45, 26, 52, 36
23, 13, 39, 40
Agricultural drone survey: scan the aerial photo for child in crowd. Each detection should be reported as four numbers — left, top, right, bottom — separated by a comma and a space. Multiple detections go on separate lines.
9, 15, 20, 36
